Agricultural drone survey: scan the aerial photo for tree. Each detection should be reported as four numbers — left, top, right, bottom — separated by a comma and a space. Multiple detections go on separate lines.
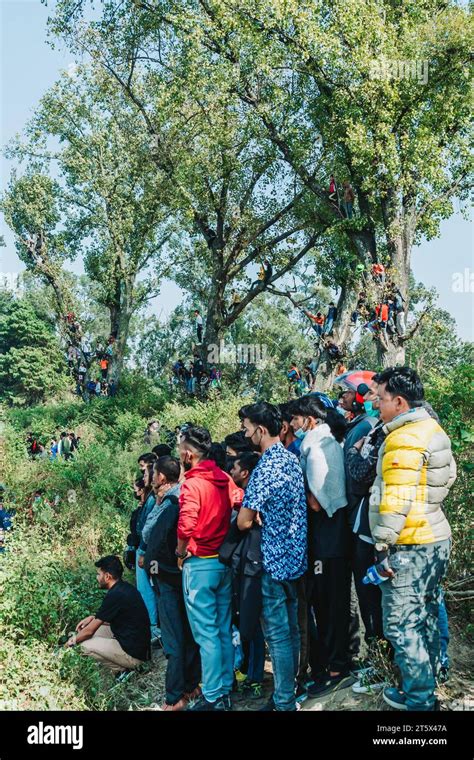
114, 0, 472, 382
46, 3, 334, 358
2, 65, 174, 385
0, 290, 67, 405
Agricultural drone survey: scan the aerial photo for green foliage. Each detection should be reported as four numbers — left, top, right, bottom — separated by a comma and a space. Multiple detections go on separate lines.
0, 291, 67, 404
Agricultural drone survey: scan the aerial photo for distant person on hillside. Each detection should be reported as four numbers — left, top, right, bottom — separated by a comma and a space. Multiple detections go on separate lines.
66, 556, 151, 676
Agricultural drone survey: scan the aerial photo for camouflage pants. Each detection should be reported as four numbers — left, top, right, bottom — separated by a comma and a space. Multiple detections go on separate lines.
381, 539, 451, 710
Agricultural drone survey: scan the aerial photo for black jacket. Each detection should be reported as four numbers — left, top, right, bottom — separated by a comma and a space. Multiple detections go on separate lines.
219, 521, 263, 641
346, 421, 385, 538
144, 494, 181, 587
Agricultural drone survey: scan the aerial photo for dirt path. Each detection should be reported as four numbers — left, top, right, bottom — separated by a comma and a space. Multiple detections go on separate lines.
114, 622, 473, 712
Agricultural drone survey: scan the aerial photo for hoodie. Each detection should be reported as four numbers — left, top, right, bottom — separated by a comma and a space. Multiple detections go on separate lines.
178, 460, 244, 557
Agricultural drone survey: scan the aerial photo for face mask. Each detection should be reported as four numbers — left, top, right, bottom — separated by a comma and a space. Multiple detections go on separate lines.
247, 428, 262, 452
364, 400, 379, 418
294, 427, 307, 440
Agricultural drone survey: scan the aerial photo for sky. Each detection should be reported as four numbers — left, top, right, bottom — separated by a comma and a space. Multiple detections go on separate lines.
1, 0, 473, 340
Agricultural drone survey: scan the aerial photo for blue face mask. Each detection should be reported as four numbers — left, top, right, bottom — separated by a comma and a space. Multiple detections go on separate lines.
364, 400, 379, 418
294, 427, 307, 440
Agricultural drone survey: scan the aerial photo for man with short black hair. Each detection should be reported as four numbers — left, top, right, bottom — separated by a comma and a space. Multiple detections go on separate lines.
177, 426, 241, 711
66, 556, 150, 675
237, 402, 307, 711
137, 452, 157, 472
370, 367, 456, 711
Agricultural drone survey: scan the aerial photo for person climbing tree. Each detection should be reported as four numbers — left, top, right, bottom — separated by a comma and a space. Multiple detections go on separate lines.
324, 302, 338, 335
342, 181, 355, 218
194, 310, 203, 344
304, 309, 325, 337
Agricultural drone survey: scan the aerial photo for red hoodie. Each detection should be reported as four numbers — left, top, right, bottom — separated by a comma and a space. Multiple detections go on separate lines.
178, 460, 244, 557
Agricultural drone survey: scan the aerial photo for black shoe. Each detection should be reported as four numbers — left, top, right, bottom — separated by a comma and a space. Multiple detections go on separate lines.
186, 695, 226, 712
222, 693, 233, 711
307, 671, 356, 697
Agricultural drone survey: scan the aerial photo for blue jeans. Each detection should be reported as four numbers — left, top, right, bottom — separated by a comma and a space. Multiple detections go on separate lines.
182, 556, 234, 702
324, 317, 334, 335
381, 539, 451, 710
260, 571, 300, 711
136, 559, 158, 630
438, 591, 449, 669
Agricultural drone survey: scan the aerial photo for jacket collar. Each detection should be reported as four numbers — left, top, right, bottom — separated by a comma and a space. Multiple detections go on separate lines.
301, 423, 332, 446
383, 406, 430, 435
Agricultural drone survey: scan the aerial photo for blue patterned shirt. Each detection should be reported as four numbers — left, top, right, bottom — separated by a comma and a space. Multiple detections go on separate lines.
243, 442, 307, 581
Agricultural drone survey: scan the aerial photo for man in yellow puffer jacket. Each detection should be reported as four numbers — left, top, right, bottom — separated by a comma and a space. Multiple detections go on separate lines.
369, 367, 456, 712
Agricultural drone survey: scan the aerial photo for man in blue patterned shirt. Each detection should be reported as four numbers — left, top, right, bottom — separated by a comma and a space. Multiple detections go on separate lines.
237, 402, 307, 711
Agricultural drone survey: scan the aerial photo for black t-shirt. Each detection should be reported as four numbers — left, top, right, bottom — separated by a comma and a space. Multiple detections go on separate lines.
95, 580, 151, 661
308, 505, 350, 561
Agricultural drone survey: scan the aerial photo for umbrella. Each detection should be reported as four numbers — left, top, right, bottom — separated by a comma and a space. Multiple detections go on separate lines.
334, 370, 375, 391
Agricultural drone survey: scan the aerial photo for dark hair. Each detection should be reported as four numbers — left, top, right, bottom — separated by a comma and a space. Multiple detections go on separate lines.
154, 455, 180, 483
289, 396, 347, 443
209, 442, 227, 469
239, 402, 282, 437
235, 451, 260, 476
180, 425, 212, 457
224, 430, 252, 453
134, 477, 145, 489
138, 452, 157, 464
278, 402, 293, 424
376, 366, 424, 407
95, 555, 123, 579
152, 443, 172, 458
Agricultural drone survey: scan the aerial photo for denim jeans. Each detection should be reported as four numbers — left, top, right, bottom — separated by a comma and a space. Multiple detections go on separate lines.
438, 590, 449, 669
182, 556, 234, 702
324, 318, 334, 335
260, 571, 300, 711
136, 559, 158, 630
154, 578, 201, 705
381, 539, 451, 710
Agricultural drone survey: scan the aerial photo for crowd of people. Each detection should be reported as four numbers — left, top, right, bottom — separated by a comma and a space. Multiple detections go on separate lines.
65, 365, 455, 713
27, 430, 81, 461
171, 356, 222, 396
65, 331, 117, 400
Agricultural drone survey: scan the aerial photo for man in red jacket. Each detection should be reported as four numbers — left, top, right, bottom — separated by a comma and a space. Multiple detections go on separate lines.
177, 425, 242, 711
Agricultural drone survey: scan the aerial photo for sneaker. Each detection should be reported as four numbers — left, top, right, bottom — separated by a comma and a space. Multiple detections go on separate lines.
383, 687, 408, 711
159, 698, 188, 711
186, 695, 226, 712
352, 668, 387, 694
247, 681, 264, 700
183, 686, 202, 705
115, 669, 133, 684
438, 665, 450, 684
295, 682, 308, 704
234, 669, 248, 685
307, 671, 356, 697
349, 657, 372, 676
259, 697, 300, 712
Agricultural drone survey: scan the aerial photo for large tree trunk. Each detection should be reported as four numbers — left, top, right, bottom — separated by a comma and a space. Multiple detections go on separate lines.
377, 201, 416, 368
313, 282, 359, 391
108, 281, 134, 386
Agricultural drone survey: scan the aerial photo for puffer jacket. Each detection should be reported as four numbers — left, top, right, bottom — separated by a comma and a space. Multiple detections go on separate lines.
369, 407, 456, 545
